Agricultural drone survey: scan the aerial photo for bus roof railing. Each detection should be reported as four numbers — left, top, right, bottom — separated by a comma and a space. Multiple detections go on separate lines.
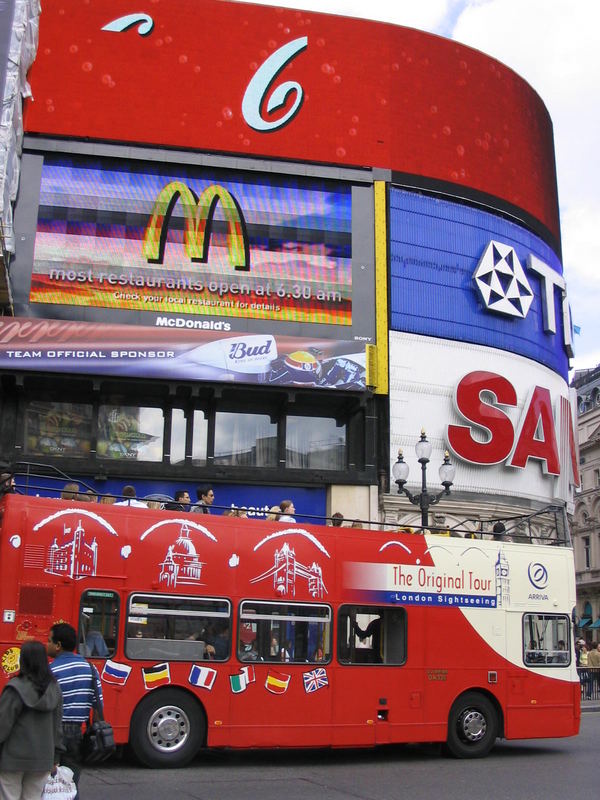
0, 461, 570, 546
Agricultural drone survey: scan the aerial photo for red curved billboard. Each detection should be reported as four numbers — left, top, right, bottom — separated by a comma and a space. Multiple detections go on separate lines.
24, 0, 559, 244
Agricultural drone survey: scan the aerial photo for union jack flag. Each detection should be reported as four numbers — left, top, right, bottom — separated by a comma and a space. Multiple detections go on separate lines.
302, 667, 328, 694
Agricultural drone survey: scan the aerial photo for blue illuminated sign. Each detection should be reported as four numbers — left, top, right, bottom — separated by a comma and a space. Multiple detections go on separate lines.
389, 189, 570, 379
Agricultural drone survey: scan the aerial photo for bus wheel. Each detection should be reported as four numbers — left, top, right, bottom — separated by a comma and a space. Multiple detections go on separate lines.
130, 689, 205, 767
445, 692, 498, 759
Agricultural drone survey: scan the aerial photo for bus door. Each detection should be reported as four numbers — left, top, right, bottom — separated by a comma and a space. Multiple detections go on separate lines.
231, 600, 333, 748
334, 605, 419, 746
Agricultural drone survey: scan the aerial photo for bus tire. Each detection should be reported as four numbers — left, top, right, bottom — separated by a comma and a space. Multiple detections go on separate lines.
130, 689, 205, 768
445, 691, 498, 759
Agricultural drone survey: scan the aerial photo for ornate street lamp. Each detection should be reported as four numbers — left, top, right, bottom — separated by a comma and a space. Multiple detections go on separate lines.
391, 430, 456, 528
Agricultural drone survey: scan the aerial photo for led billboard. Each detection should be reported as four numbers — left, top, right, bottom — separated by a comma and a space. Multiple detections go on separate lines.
388, 189, 570, 380
28, 154, 352, 327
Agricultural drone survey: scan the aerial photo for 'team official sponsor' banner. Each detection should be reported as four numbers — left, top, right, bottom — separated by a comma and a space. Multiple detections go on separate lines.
0, 317, 366, 389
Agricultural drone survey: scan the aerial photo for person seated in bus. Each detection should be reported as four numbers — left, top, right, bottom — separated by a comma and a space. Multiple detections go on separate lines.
83, 629, 109, 658
279, 500, 296, 522
204, 623, 230, 660
312, 646, 325, 662
279, 640, 292, 661
60, 482, 80, 500
0, 472, 16, 494
552, 640, 568, 663
241, 639, 262, 662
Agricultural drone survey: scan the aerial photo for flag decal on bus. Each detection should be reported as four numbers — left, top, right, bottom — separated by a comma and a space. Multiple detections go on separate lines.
188, 664, 217, 691
302, 668, 328, 694
102, 659, 132, 686
142, 662, 171, 689
230, 665, 255, 693
265, 669, 290, 694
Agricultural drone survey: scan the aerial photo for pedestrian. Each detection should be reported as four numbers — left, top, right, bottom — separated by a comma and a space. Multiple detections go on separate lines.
190, 485, 214, 514
47, 623, 103, 800
279, 500, 296, 522
0, 640, 63, 800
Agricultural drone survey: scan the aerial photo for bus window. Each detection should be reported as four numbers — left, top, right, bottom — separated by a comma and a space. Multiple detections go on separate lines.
523, 614, 571, 666
338, 605, 406, 665
238, 601, 331, 663
79, 590, 119, 658
126, 594, 231, 661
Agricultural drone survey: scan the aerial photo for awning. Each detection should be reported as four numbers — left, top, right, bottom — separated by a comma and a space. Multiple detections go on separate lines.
579, 617, 592, 627
589, 618, 600, 629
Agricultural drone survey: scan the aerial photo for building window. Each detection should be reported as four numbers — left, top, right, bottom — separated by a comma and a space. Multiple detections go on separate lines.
170, 408, 186, 464
97, 404, 163, 462
583, 536, 591, 569
214, 412, 277, 467
286, 415, 346, 470
595, 469, 600, 487
191, 410, 208, 466
23, 401, 92, 458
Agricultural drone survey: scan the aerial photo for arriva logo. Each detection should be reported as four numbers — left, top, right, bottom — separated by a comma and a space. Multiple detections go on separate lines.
528, 562, 549, 590
242, 37, 308, 132
142, 182, 249, 271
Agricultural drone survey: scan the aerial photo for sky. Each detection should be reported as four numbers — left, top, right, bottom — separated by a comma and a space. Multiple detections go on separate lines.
243, 0, 599, 374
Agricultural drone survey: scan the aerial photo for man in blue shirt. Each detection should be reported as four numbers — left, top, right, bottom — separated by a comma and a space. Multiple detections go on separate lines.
48, 623, 103, 799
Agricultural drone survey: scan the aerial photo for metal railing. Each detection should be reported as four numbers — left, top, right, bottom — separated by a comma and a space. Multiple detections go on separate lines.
578, 667, 600, 701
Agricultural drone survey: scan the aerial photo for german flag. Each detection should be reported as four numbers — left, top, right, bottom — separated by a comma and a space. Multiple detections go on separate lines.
142, 662, 171, 690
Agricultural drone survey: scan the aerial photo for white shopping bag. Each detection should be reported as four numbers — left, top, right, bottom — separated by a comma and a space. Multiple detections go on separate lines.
41, 766, 77, 800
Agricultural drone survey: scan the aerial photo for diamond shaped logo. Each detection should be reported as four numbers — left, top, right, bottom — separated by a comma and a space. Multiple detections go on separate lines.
473, 241, 533, 318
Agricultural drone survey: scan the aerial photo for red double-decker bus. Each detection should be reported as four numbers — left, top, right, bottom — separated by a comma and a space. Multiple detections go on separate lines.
0, 489, 579, 766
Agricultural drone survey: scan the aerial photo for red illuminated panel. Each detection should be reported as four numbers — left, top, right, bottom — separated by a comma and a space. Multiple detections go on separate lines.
24, 0, 559, 243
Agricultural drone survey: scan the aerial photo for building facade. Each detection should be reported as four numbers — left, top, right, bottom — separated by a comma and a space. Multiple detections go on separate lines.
572, 366, 600, 640
0, 0, 577, 526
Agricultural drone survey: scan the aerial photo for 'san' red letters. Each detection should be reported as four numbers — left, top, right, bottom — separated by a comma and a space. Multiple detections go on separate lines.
448, 371, 517, 465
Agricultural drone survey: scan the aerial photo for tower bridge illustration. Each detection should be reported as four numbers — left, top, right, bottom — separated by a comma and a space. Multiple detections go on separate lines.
250, 542, 327, 598
159, 524, 205, 588
46, 520, 98, 580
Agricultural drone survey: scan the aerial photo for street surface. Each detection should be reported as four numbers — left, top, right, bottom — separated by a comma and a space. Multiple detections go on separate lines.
82, 713, 598, 800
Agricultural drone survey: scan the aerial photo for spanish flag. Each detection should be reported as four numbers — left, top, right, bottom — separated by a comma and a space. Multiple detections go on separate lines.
142, 662, 171, 690
265, 669, 290, 695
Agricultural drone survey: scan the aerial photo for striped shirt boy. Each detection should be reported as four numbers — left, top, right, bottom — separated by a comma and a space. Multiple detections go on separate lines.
50, 651, 103, 723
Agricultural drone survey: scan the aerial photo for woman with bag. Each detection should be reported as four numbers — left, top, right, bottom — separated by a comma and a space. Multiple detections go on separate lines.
0, 641, 64, 800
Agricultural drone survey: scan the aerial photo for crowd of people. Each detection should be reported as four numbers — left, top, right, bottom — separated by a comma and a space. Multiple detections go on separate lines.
54, 482, 365, 527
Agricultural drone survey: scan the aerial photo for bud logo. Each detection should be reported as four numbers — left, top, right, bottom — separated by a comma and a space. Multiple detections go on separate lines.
229, 340, 273, 360
143, 182, 249, 271
528, 562, 549, 590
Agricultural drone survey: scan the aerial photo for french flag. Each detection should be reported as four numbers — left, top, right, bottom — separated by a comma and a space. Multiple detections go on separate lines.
101, 659, 132, 686
188, 664, 217, 691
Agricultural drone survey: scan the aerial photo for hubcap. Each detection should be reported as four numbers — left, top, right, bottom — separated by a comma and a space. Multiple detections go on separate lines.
460, 708, 487, 742
147, 704, 190, 753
